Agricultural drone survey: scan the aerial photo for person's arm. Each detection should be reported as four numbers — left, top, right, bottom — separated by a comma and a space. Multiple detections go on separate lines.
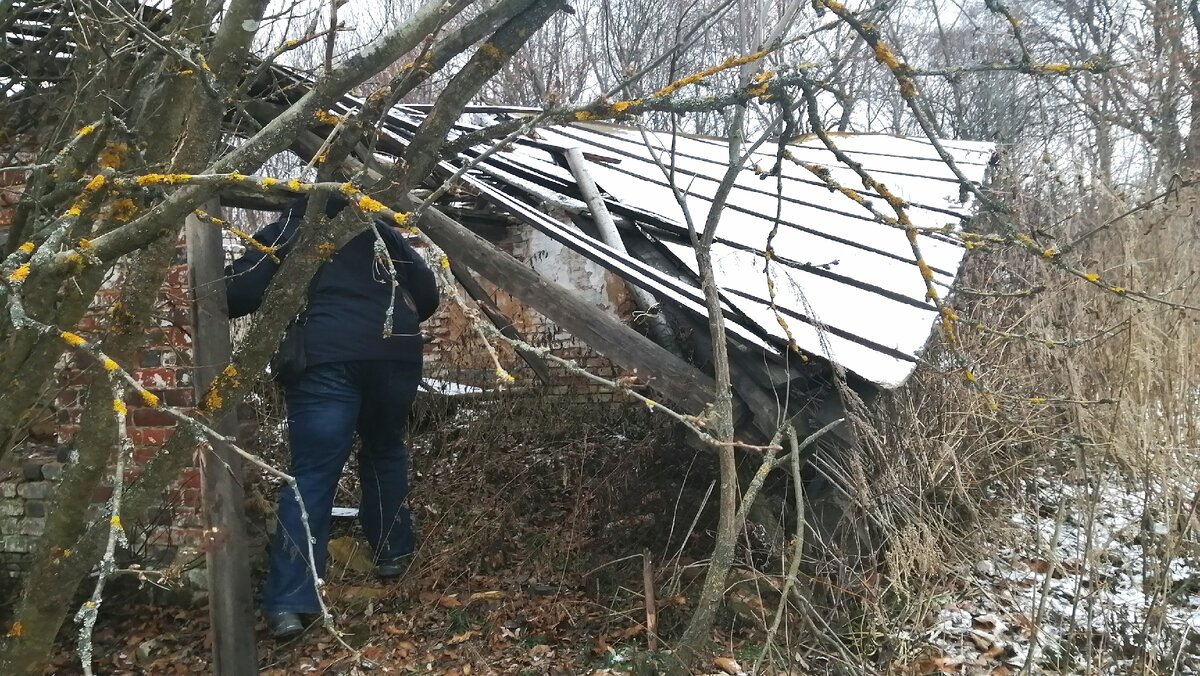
223, 213, 298, 318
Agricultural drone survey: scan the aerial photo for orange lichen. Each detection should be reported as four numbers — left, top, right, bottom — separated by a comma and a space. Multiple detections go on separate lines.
106, 198, 138, 222
611, 99, 641, 113
313, 110, 343, 125
135, 174, 192, 186
916, 259, 934, 282
84, 175, 107, 192
355, 195, 386, 213
98, 143, 128, 169
651, 50, 769, 98
8, 264, 30, 282
872, 42, 902, 70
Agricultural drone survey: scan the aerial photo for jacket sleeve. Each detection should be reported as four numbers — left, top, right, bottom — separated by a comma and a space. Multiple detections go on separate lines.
223, 214, 298, 319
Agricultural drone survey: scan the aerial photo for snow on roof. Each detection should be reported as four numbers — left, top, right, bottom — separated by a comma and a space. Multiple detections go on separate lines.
5, 4, 992, 387
447, 114, 994, 388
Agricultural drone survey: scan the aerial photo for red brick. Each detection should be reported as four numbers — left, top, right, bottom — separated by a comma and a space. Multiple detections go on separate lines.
128, 427, 173, 446
177, 467, 201, 490
132, 368, 175, 389
129, 407, 177, 427
57, 390, 80, 408
57, 425, 79, 442
158, 388, 194, 408
164, 265, 190, 289
167, 488, 200, 507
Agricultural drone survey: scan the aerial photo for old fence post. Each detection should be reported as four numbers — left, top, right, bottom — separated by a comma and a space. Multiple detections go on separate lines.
186, 204, 258, 673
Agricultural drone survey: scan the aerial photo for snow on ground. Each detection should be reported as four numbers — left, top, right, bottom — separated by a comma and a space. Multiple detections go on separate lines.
909, 470, 1200, 674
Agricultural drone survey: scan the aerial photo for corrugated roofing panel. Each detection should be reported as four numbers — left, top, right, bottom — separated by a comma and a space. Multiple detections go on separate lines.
474, 119, 993, 388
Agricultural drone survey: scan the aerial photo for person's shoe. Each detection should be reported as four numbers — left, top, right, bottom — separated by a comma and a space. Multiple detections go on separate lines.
265, 611, 304, 639
375, 555, 413, 580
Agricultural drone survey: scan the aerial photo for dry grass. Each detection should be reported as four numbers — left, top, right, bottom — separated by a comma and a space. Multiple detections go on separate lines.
783, 172, 1200, 674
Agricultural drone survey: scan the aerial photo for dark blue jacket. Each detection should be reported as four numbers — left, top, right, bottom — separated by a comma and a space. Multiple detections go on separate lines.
225, 198, 440, 365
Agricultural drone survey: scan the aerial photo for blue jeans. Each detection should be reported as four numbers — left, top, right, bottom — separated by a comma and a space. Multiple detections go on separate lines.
261, 360, 421, 614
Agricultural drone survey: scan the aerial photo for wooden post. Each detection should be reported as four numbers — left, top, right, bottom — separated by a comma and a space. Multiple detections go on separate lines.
186, 205, 258, 674
563, 147, 679, 353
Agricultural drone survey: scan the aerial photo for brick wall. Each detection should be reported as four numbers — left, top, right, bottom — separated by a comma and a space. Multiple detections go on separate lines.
0, 171, 205, 577
422, 221, 635, 400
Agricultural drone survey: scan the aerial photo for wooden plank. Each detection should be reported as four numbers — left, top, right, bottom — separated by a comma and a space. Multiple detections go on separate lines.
185, 204, 257, 674
413, 203, 716, 414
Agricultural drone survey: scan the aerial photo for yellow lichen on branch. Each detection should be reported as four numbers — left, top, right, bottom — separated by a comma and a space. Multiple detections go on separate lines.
872, 42, 903, 70
17, 242, 34, 254
112, 399, 127, 415
313, 110, 344, 125
355, 195, 386, 213
612, 99, 641, 113
135, 174, 193, 186
84, 175, 107, 192
60, 331, 87, 347
9, 264, 31, 283
140, 390, 161, 408
651, 50, 770, 98
201, 365, 241, 412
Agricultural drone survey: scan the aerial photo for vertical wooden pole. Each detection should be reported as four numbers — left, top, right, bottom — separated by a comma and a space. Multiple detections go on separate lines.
186, 205, 258, 674
562, 147, 680, 354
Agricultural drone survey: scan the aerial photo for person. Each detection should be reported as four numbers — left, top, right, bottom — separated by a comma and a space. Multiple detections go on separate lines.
224, 194, 440, 639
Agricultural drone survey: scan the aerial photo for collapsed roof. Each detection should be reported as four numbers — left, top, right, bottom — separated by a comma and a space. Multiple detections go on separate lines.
344, 103, 994, 389
4, 1, 995, 393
